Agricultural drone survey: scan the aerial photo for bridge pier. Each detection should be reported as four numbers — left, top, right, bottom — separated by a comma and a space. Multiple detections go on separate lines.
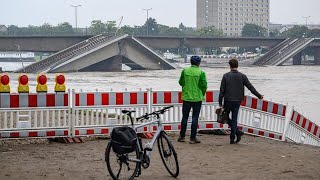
293, 52, 302, 65
79, 55, 122, 72
314, 47, 320, 65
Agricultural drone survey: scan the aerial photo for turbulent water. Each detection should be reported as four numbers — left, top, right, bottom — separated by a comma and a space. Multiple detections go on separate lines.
3, 62, 320, 125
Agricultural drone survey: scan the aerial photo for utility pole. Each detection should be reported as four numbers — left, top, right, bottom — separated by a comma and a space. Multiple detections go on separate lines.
302, 16, 311, 37
70, 4, 81, 32
142, 8, 152, 36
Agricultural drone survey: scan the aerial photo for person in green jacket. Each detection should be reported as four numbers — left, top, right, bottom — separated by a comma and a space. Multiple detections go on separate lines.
177, 56, 207, 144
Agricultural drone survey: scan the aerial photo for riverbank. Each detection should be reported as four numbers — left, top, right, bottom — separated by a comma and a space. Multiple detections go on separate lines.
0, 133, 319, 180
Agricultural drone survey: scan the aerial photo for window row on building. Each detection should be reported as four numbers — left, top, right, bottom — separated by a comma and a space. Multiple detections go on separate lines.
218, 7, 269, 12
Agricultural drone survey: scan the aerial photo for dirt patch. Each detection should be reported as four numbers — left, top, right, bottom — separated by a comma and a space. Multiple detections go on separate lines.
0, 134, 319, 180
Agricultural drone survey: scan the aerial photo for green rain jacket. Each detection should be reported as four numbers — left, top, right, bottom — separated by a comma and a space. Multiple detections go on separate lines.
179, 65, 207, 102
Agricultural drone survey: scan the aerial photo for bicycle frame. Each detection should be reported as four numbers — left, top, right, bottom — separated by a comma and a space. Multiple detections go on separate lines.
127, 115, 163, 163
135, 116, 162, 156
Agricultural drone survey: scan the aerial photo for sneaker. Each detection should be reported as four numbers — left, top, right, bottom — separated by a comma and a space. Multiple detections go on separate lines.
230, 140, 236, 144
177, 136, 185, 142
236, 131, 244, 143
189, 138, 201, 144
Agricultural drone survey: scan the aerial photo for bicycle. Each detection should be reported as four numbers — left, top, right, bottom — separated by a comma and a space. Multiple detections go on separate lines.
105, 105, 179, 180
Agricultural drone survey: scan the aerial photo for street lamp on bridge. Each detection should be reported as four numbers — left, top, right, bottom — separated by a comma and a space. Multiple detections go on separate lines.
70, 4, 82, 31
302, 16, 311, 37
142, 8, 152, 36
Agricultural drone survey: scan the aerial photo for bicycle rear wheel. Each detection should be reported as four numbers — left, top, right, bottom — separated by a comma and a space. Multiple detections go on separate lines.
105, 141, 140, 180
157, 132, 179, 178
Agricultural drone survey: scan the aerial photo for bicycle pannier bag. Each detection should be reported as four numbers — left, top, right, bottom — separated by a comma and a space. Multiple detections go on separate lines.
111, 127, 137, 154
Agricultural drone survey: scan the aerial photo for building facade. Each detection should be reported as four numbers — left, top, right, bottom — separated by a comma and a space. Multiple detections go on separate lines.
197, 0, 270, 36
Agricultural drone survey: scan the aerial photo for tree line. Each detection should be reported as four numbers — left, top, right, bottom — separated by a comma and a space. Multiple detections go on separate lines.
2, 18, 319, 38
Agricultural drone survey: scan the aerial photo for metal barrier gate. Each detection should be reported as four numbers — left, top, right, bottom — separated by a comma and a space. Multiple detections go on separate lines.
0, 92, 70, 138
0, 89, 319, 147
286, 109, 320, 146
237, 96, 287, 141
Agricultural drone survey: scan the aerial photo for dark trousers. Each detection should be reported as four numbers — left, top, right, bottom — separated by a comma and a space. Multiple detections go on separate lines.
224, 101, 241, 141
179, 101, 202, 139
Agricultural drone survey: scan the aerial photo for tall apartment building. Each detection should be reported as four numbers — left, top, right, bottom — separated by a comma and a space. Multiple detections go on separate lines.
197, 0, 270, 36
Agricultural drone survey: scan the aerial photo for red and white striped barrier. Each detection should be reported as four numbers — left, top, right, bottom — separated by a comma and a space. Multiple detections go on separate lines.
238, 125, 283, 141
1, 89, 319, 147
151, 90, 219, 105
290, 110, 320, 138
0, 129, 69, 138
241, 96, 286, 116
0, 92, 70, 139
75, 91, 148, 106
285, 110, 320, 146
0, 93, 68, 108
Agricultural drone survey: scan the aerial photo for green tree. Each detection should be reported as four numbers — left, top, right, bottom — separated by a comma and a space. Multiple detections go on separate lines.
39, 23, 53, 35
120, 25, 134, 35
158, 25, 184, 36
310, 29, 320, 37
195, 26, 223, 36
164, 27, 183, 36
90, 20, 106, 34
106, 21, 117, 33
269, 29, 280, 37
7, 25, 20, 35
241, 23, 267, 37
54, 22, 74, 35
143, 18, 159, 35
283, 25, 310, 38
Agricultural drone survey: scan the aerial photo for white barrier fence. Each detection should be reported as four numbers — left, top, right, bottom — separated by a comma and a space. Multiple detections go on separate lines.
285, 109, 320, 146
0, 89, 319, 146
0, 92, 70, 138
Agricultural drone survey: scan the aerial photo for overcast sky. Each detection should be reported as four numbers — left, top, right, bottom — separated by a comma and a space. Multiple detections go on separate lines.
1, 0, 319, 27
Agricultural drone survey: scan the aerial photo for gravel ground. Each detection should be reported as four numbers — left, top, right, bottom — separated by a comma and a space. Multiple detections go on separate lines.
0, 133, 319, 180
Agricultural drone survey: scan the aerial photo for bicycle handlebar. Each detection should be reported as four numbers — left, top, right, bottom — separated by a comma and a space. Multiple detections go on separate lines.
136, 105, 174, 121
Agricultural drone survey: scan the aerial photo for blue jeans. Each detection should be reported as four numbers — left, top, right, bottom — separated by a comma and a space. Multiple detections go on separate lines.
224, 101, 241, 141
179, 101, 202, 139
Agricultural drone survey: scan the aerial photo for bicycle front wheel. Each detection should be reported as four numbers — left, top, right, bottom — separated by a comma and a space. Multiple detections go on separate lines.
105, 141, 140, 180
157, 132, 179, 178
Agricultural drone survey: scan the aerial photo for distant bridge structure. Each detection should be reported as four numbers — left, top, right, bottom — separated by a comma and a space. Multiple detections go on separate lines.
15, 34, 176, 73
0, 35, 319, 69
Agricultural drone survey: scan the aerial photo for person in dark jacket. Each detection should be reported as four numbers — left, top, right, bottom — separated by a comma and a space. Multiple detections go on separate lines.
177, 56, 207, 144
219, 59, 263, 144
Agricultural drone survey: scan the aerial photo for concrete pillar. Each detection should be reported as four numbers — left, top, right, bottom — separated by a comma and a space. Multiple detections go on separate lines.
293, 52, 302, 65
314, 47, 320, 65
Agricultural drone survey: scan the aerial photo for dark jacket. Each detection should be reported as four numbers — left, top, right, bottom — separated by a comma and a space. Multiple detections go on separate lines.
219, 70, 262, 106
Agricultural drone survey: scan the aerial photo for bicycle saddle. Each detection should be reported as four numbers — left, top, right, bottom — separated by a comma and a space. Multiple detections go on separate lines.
122, 110, 136, 114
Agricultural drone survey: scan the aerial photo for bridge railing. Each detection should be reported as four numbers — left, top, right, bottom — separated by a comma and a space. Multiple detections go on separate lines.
253, 38, 292, 65
15, 34, 118, 73
266, 38, 314, 65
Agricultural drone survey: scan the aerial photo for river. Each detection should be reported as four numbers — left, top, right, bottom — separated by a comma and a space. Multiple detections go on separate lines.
2, 62, 320, 125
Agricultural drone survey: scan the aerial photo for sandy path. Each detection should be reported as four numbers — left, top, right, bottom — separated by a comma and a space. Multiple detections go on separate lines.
0, 134, 319, 180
